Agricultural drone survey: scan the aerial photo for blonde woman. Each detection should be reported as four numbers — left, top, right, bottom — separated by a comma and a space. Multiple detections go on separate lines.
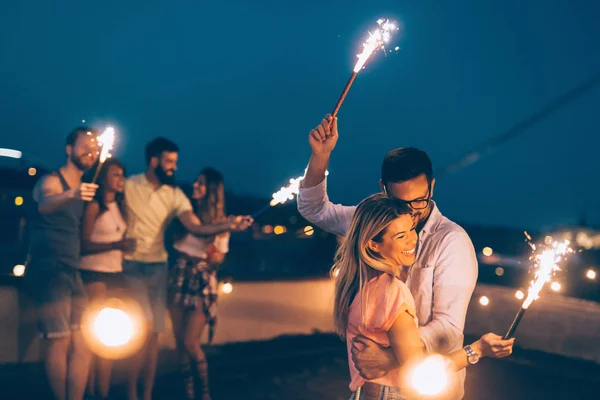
333, 194, 514, 399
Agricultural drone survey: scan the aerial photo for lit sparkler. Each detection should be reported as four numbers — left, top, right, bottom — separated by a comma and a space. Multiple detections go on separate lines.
91, 126, 116, 184
503, 232, 574, 339
410, 354, 450, 396
251, 170, 329, 218
81, 297, 147, 360
331, 18, 399, 118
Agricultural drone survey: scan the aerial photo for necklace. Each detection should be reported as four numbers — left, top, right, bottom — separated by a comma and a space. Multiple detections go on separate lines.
106, 203, 124, 232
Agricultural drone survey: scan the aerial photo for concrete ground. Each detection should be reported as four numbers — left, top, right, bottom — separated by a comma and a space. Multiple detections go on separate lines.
2, 334, 600, 400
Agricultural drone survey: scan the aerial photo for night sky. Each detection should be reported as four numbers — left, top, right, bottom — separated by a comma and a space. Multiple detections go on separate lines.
1, 0, 599, 230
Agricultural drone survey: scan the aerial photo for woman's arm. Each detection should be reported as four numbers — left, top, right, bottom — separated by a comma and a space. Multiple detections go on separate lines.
386, 310, 426, 371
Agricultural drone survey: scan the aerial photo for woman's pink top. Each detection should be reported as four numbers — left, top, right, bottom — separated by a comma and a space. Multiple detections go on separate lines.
346, 273, 418, 392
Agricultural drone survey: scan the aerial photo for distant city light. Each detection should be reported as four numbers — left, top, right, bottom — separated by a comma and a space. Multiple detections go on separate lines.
586, 269, 597, 280
482, 247, 493, 257
515, 290, 525, 300
479, 296, 490, 306
303, 226, 314, 236
495, 267, 504, 276
545, 236, 553, 245
221, 282, 233, 294
262, 225, 273, 234
550, 282, 561, 292
28, 167, 37, 176
274, 225, 286, 235
0, 148, 22, 159
13, 264, 26, 277
14, 196, 24, 206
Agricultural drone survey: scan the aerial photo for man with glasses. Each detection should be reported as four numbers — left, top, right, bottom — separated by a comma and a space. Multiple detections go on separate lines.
298, 115, 511, 399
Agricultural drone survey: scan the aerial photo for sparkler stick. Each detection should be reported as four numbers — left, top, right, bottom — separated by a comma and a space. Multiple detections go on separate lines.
503, 232, 573, 339
330, 18, 399, 118
503, 307, 527, 340
91, 127, 115, 184
251, 204, 272, 219
331, 72, 358, 119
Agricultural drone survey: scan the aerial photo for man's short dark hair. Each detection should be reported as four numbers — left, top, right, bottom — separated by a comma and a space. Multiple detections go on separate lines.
381, 147, 433, 185
66, 126, 98, 147
145, 137, 179, 164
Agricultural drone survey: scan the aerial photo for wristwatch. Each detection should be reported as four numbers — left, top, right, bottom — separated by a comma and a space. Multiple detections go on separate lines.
464, 345, 480, 365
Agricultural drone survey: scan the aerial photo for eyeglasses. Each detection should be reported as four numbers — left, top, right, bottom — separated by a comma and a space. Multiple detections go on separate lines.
383, 182, 432, 210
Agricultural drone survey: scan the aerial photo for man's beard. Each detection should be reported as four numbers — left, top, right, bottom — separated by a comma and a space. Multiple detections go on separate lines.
71, 153, 91, 172
414, 206, 432, 233
155, 164, 176, 186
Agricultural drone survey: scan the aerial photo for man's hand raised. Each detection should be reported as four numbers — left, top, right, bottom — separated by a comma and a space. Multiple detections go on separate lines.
309, 114, 338, 155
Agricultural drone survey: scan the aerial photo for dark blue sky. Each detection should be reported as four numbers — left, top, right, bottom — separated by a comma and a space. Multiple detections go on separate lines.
1, 0, 599, 229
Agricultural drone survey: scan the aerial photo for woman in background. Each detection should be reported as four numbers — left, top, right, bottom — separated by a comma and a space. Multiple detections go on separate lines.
80, 158, 136, 400
168, 167, 230, 400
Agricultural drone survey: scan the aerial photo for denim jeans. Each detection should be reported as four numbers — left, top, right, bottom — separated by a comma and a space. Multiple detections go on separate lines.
349, 383, 409, 400
122, 260, 168, 333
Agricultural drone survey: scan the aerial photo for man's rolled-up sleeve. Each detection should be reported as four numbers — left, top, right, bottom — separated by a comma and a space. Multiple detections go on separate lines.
419, 230, 478, 354
297, 178, 355, 237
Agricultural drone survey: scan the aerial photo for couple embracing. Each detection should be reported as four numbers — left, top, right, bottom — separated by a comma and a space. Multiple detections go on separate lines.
298, 115, 514, 400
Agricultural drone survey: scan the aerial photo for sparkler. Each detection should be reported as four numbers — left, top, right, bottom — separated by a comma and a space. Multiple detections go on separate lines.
331, 18, 399, 118
251, 170, 329, 218
91, 126, 116, 184
410, 354, 450, 396
503, 232, 574, 339
81, 297, 147, 360
252, 18, 396, 219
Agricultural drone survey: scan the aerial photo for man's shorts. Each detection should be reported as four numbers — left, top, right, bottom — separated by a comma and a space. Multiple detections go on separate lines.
27, 260, 88, 339
122, 260, 168, 333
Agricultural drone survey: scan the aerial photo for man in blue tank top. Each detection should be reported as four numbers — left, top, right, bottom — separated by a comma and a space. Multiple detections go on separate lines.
28, 127, 99, 400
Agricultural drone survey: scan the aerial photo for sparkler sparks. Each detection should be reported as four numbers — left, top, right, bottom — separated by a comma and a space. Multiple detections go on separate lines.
522, 233, 572, 309
91, 126, 116, 184
270, 176, 303, 206
503, 232, 574, 339
331, 18, 400, 118
269, 170, 330, 207
251, 170, 329, 218
97, 126, 115, 164
353, 18, 399, 73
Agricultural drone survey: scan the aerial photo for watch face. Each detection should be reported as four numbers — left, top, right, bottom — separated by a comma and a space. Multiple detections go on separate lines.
465, 346, 479, 364
468, 353, 479, 364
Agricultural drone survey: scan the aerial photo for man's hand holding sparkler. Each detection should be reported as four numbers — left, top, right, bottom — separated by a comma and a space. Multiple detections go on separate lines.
35, 176, 98, 214
302, 115, 339, 189
309, 114, 339, 155
72, 182, 99, 202
469, 334, 515, 359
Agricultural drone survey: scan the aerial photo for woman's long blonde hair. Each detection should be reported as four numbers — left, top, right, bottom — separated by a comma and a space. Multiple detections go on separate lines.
332, 193, 413, 338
